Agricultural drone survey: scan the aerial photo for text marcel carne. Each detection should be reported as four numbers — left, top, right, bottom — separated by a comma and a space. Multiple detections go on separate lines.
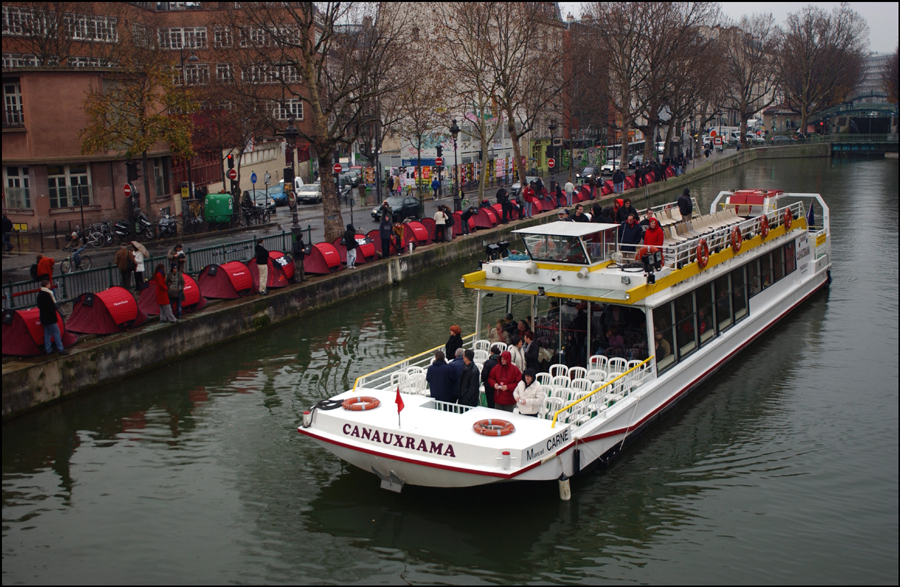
342, 424, 456, 458
524, 429, 570, 462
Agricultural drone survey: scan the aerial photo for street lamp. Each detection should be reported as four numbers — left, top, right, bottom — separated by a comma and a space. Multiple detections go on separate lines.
280, 119, 301, 228
689, 114, 695, 169
180, 51, 199, 199
449, 119, 460, 200
549, 119, 558, 184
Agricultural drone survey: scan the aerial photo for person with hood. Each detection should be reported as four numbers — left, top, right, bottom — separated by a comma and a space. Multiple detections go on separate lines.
618, 213, 643, 255
343, 224, 359, 269
514, 369, 544, 416
379, 214, 393, 258
616, 198, 639, 223
460, 206, 476, 235
643, 215, 665, 251
426, 350, 458, 403
445, 324, 463, 358
153, 263, 177, 323
678, 188, 693, 221
36, 254, 55, 284
480, 345, 501, 409
37, 279, 67, 355
488, 351, 522, 412
457, 349, 481, 407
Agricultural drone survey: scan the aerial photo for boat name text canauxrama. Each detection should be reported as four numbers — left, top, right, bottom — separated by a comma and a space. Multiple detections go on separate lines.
342, 424, 457, 458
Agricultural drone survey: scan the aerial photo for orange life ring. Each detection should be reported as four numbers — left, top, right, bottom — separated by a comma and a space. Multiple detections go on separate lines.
473, 419, 515, 437
759, 215, 769, 239
784, 208, 793, 230
341, 396, 381, 411
731, 227, 743, 253
696, 239, 709, 268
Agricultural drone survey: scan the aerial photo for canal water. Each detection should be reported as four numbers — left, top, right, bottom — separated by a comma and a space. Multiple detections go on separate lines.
3, 157, 897, 584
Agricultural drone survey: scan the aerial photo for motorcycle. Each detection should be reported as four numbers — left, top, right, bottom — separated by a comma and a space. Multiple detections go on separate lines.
157, 208, 177, 239
114, 208, 155, 242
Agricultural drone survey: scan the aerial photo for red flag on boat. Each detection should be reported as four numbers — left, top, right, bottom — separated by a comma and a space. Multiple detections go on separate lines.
395, 387, 405, 413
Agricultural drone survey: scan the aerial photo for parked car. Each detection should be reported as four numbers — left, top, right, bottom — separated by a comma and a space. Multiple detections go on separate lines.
575, 167, 598, 184
510, 175, 541, 196
600, 160, 620, 174
371, 196, 420, 223
296, 183, 323, 204
254, 186, 288, 206
278, 176, 304, 190
340, 170, 361, 188
628, 154, 643, 169
241, 189, 279, 211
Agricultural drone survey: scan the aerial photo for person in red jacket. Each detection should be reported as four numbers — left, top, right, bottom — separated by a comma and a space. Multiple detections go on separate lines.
640, 216, 666, 263
152, 263, 177, 323
488, 351, 522, 412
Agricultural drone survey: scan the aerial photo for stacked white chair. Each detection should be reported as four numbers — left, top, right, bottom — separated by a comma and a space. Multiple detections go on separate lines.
390, 371, 409, 391
571, 378, 593, 393
549, 364, 569, 378
587, 369, 607, 385
550, 375, 570, 390
536, 372, 552, 387
569, 366, 587, 380
540, 396, 564, 420
406, 366, 424, 376
589, 355, 609, 372
608, 357, 628, 375
551, 387, 570, 401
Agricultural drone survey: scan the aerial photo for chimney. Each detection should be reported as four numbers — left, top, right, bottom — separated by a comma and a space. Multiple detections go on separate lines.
566, 13, 575, 24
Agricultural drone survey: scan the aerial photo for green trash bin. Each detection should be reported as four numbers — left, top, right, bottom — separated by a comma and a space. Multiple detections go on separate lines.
204, 193, 233, 224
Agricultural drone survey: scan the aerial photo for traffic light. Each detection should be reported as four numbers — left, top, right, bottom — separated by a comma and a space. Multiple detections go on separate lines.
227, 154, 234, 169
436, 145, 443, 158
125, 160, 139, 182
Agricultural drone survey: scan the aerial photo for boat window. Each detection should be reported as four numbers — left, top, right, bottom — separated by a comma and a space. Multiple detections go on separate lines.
480, 291, 509, 343
714, 274, 733, 332
732, 265, 748, 322
675, 291, 697, 359
653, 304, 676, 373
748, 259, 762, 297
772, 248, 785, 282
481, 294, 532, 348
696, 283, 715, 346
592, 304, 648, 364
784, 240, 796, 275
521, 234, 590, 264
535, 297, 563, 365
760, 253, 773, 289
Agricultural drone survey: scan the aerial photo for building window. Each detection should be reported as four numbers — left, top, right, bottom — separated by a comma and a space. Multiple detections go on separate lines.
216, 63, 233, 83
158, 27, 207, 50
2, 6, 35, 37
154, 159, 165, 199
65, 14, 118, 43
3, 166, 30, 209
214, 26, 232, 48
274, 99, 303, 121
47, 164, 91, 209
1, 53, 40, 69
69, 56, 112, 67
3, 80, 23, 127
178, 63, 209, 86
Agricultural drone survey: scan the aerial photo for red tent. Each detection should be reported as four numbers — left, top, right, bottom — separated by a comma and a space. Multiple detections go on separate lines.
420, 217, 436, 241
405, 221, 430, 245
474, 206, 499, 229
603, 179, 614, 191
139, 273, 208, 315
198, 261, 256, 299
67, 286, 148, 334
665, 166, 675, 178
531, 198, 547, 213
2, 308, 78, 356
578, 185, 592, 202
305, 243, 342, 275
624, 175, 636, 189
491, 203, 519, 222
601, 185, 612, 196
331, 235, 376, 265
451, 212, 476, 237
249, 250, 296, 287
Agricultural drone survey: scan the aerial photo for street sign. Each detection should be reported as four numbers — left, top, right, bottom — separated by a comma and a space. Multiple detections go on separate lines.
123, 183, 132, 197
333, 163, 342, 175
250, 172, 257, 184
709, 129, 717, 137
548, 158, 556, 169
264, 171, 271, 186
227, 168, 238, 181
435, 157, 444, 166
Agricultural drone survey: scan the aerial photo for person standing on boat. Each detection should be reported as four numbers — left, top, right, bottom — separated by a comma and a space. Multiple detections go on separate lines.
616, 198, 639, 223
514, 369, 544, 416
457, 349, 481, 407
445, 325, 463, 358
426, 350, 458, 403
523, 331, 541, 372
480, 346, 502, 409
643, 216, 665, 252
488, 351, 522, 413
449, 348, 466, 387
678, 188, 693, 222
508, 335, 526, 371
618, 213, 643, 255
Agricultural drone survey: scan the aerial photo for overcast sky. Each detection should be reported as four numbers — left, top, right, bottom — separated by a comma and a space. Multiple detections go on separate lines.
560, 2, 898, 53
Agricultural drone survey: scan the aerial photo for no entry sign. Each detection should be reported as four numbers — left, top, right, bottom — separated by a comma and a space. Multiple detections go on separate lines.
333, 164, 342, 175
227, 168, 238, 181
435, 157, 444, 166
548, 158, 556, 168
123, 183, 132, 197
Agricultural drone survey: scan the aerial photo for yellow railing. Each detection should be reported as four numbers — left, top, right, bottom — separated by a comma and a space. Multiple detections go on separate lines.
551, 356, 655, 428
352, 333, 476, 392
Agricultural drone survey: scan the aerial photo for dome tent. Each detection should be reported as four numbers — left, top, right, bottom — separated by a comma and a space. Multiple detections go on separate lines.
67, 286, 148, 335
139, 273, 208, 315
198, 261, 256, 299
2, 307, 78, 356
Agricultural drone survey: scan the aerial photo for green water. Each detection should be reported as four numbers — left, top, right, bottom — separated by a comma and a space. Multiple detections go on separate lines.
3, 157, 897, 584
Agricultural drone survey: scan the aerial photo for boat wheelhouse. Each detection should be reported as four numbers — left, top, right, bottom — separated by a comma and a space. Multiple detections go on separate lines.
299, 191, 832, 494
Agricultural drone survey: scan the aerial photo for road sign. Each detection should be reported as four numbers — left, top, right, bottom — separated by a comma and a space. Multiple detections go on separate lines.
123, 183, 132, 197
227, 168, 238, 181
250, 172, 257, 184
333, 163, 342, 175
264, 171, 271, 185
435, 157, 444, 166
548, 158, 556, 169
709, 129, 717, 137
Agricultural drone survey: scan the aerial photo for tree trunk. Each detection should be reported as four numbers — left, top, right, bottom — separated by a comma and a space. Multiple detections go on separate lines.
141, 150, 151, 217
478, 143, 489, 204
507, 113, 526, 187
319, 152, 343, 242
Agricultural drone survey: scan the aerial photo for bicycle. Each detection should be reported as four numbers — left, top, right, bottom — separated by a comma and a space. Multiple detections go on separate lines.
59, 248, 92, 274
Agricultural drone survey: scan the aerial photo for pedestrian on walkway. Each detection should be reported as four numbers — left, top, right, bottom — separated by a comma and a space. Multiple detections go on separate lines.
255, 238, 269, 294
37, 279, 67, 355
613, 169, 625, 194
132, 243, 146, 292
379, 214, 393, 258
115, 244, 135, 289
2, 214, 14, 252
292, 233, 308, 281
344, 224, 359, 268
564, 178, 575, 207
434, 206, 449, 242
166, 243, 184, 266
392, 221, 405, 255
166, 263, 185, 318
496, 186, 511, 224
152, 264, 176, 323
431, 176, 441, 200
460, 206, 475, 236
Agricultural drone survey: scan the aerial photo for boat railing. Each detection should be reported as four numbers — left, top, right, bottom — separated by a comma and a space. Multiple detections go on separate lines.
352, 333, 477, 393
550, 356, 655, 429
661, 201, 805, 270
421, 399, 476, 414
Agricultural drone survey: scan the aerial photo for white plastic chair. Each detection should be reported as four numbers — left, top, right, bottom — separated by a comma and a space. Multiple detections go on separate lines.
551, 387, 569, 401
569, 366, 587, 380
549, 364, 569, 378
608, 357, 628, 375
571, 378, 593, 392
587, 369, 607, 384
536, 372, 552, 387
626, 360, 642, 373
390, 371, 409, 390
473, 349, 489, 363
550, 375, 570, 389
589, 355, 608, 372
540, 396, 564, 419
474, 339, 491, 352
406, 366, 424, 376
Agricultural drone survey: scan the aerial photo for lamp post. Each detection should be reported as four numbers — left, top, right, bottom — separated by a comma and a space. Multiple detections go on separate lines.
549, 119, 558, 185
689, 114, 695, 169
180, 51, 199, 199
655, 129, 661, 162
449, 119, 460, 200
280, 120, 301, 228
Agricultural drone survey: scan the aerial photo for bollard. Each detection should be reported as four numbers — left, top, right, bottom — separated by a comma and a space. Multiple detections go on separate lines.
408, 242, 413, 254
558, 473, 571, 501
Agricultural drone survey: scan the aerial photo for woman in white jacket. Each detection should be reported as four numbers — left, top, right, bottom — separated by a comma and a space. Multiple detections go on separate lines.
514, 368, 544, 416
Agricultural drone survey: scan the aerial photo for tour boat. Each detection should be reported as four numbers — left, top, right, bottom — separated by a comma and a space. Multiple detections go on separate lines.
299, 190, 831, 494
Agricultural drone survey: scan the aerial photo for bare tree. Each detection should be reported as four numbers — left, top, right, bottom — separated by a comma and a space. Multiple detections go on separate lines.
225, 3, 409, 241
392, 61, 444, 200
565, 18, 610, 164
884, 46, 900, 105
719, 14, 781, 144
778, 4, 868, 133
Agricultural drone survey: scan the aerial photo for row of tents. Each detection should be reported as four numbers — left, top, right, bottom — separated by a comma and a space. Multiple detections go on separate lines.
3, 166, 676, 356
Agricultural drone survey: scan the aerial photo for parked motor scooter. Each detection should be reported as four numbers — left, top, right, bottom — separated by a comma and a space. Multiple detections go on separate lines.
157, 208, 177, 239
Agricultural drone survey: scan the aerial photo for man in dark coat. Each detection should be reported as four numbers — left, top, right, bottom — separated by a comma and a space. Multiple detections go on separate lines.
523, 331, 540, 371
618, 213, 644, 255
255, 238, 269, 294
37, 280, 67, 355
678, 188, 693, 221
496, 186, 511, 224
426, 350, 458, 403
379, 214, 393, 258
480, 346, 501, 409
291, 233, 307, 282
572, 204, 590, 222
457, 349, 481, 407
616, 198, 639, 223
460, 206, 476, 236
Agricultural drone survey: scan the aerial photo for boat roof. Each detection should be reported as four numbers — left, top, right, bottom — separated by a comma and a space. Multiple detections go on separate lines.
514, 221, 618, 237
